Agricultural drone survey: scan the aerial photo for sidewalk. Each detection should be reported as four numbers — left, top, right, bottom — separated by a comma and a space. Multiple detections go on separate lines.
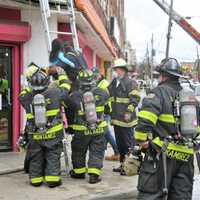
0, 151, 25, 175
0, 149, 138, 200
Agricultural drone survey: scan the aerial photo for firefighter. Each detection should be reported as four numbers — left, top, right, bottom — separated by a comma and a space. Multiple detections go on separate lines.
93, 67, 120, 161
108, 58, 140, 175
65, 69, 109, 184
19, 65, 71, 187
135, 58, 195, 200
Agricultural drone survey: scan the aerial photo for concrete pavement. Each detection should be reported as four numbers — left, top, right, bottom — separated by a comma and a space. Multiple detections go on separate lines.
0, 148, 138, 200
1, 148, 200, 199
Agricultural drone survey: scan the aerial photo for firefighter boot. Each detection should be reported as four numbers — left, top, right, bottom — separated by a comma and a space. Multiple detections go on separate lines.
120, 163, 126, 176
89, 174, 101, 184
70, 170, 85, 179
112, 164, 122, 172
47, 180, 62, 188
30, 182, 43, 187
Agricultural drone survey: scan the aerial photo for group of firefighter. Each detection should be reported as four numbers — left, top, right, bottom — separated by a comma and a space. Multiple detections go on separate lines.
18, 38, 200, 199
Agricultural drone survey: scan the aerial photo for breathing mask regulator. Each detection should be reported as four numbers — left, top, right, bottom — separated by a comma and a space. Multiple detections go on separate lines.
174, 83, 199, 147
78, 70, 98, 130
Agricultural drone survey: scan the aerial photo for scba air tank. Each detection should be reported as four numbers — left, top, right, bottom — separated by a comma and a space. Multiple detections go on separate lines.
179, 86, 198, 139
83, 91, 97, 130
33, 94, 47, 130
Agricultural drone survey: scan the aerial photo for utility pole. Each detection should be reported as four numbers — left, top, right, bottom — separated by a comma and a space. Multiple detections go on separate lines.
196, 46, 200, 82
145, 43, 150, 79
166, 0, 174, 59
151, 33, 154, 88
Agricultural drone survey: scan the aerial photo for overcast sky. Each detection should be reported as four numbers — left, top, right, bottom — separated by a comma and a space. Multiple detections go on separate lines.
125, 0, 200, 64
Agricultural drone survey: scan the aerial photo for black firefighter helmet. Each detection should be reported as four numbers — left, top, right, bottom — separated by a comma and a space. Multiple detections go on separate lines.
28, 69, 50, 91
78, 69, 96, 91
156, 58, 183, 77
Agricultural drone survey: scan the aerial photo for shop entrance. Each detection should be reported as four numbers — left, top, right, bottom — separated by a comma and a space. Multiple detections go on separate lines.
0, 46, 12, 150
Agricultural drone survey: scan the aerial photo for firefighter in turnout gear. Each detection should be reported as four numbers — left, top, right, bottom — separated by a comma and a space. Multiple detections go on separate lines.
19, 65, 71, 187
93, 67, 120, 161
135, 58, 197, 200
65, 69, 109, 184
108, 58, 140, 175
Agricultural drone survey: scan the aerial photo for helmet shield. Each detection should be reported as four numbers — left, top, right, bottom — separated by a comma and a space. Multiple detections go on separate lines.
29, 69, 50, 91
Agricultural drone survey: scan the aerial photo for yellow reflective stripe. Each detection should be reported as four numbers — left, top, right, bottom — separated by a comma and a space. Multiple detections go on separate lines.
127, 104, 135, 112
152, 137, 194, 154
46, 123, 63, 134
129, 90, 140, 97
134, 131, 148, 141
32, 124, 63, 140
69, 124, 87, 131
111, 119, 138, 127
98, 79, 109, 90
33, 132, 56, 140
31, 177, 43, 184
46, 109, 59, 117
26, 113, 34, 119
69, 121, 107, 131
109, 97, 114, 102
115, 97, 130, 104
159, 114, 176, 123
74, 167, 87, 174
197, 126, 200, 133
98, 121, 107, 128
96, 106, 104, 112
27, 109, 59, 119
138, 110, 158, 125
78, 110, 84, 116
20, 90, 27, 96
45, 176, 60, 182
78, 107, 104, 115
20, 87, 32, 96
58, 74, 68, 81
60, 83, 71, 90
88, 168, 102, 175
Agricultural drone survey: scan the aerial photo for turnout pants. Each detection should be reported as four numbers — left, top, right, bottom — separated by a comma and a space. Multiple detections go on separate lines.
137, 150, 194, 200
71, 133, 106, 176
113, 125, 133, 162
28, 139, 62, 186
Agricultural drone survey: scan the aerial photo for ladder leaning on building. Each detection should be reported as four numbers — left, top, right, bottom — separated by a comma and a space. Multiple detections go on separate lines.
39, 0, 79, 52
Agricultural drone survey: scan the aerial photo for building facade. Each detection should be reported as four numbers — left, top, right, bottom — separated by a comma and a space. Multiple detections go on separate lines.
0, 0, 126, 151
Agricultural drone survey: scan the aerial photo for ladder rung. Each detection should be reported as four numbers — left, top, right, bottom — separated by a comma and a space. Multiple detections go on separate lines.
49, 31, 73, 35
50, 10, 72, 16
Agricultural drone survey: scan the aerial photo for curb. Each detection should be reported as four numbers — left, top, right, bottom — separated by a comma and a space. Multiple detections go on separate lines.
89, 190, 138, 200
0, 168, 24, 176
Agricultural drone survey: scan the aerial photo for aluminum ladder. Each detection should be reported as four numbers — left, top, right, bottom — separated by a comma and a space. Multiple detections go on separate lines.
39, 0, 79, 52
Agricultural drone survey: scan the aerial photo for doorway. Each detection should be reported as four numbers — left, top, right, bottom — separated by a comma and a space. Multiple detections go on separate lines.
0, 46, 12, 150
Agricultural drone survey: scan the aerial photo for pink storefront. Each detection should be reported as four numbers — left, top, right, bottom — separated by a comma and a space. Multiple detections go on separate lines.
0, 7, 31, 151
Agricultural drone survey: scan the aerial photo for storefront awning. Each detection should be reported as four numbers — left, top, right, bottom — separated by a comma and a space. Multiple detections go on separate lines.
0, 20, 31, 42
75, 0, 117, 58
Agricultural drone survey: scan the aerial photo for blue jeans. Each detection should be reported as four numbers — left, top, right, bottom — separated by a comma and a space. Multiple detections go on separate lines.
105, 129, 119, 155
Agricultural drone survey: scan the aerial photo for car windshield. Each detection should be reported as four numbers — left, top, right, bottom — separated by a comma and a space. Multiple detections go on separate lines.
195, 86, 200, 96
